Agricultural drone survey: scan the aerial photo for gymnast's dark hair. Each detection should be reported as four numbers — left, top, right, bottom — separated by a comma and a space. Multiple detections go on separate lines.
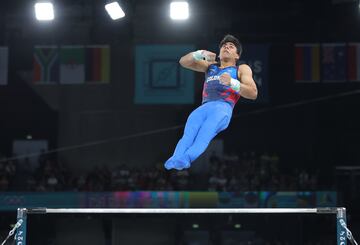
219, 34, 242, 57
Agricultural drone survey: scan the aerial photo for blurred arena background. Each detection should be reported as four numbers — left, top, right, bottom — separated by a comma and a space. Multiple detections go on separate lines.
0, 0, 360, 244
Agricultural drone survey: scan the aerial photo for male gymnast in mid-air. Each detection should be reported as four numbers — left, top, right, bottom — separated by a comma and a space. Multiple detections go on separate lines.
165, 34, 258, 171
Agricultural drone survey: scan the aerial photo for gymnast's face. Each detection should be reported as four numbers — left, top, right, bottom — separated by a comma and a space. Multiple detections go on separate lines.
219, 42, 240, 62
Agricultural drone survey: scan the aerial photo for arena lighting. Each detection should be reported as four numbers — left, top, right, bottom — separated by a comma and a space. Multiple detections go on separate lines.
192, 223, 199, 229
34, 1, 54, 21
170, 1, 189, 20
105, 1, 125, 20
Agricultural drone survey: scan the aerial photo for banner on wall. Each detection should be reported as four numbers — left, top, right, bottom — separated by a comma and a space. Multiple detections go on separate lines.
85, 45, 110, 83
33, 45, 110, 84
294, 42, 360, 83
135, 44, 195, 104
33, 46, 59, 84
60, 46, 85, 84
347, 43, 360, 82
240, 44, 270, 103
0, 47, 8, 85
322, 43, 347, 82
294, 43, 320, 83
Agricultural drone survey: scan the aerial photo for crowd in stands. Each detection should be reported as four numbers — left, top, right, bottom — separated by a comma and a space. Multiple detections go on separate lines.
206, 151, 320, 192
0, 150, 344, 245
0, 151, 326, 192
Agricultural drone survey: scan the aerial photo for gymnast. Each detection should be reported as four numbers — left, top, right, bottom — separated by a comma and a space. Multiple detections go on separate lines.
165, 34, 258, 170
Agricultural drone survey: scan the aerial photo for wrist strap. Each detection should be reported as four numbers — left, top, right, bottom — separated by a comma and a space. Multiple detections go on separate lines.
230, 78, 241, 92
192, 50, 204, 61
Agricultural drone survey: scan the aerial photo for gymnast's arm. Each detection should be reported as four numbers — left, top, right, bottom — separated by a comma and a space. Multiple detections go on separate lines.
179, 50, 217, 73
238, 64, 258, 100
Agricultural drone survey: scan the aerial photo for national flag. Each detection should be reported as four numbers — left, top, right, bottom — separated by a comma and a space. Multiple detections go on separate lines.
321, 43, 346, 82
60, 46, 85, 84
0, 47, 8, 85
33, 46, 59, 84
85, 45, 110, 83
347, 43, 360, 82
294, 44, 320, 82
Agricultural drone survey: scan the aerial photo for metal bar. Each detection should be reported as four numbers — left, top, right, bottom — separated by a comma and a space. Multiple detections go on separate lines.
15, 208, 27, 245
337, 207, 347, 245
25, 208, 341, 214
19, 207, 346, 245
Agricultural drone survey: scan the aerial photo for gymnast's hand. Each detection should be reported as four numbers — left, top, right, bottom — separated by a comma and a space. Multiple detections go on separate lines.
219, 73, 231, 86
202, 50, 217, 62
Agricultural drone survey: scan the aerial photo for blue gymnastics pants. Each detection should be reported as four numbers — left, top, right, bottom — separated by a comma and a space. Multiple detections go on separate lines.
164, 101, 232, 170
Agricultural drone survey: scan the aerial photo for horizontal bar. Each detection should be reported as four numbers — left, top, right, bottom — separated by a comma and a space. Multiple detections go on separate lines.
25, 208, 341, 214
